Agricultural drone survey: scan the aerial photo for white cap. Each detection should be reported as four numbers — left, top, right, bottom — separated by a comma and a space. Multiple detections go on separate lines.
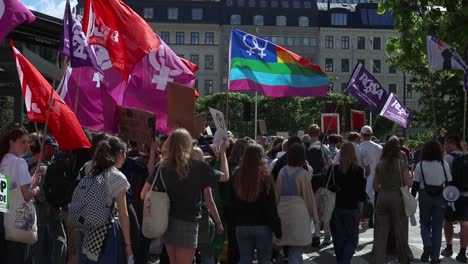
360, 125, 373, 134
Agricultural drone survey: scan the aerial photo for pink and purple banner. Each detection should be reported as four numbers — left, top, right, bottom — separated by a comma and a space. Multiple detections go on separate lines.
0, 0, 36, 43
379, 93, 412, 128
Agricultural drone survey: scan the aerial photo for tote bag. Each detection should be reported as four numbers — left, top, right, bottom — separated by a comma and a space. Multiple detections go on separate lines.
316, 166, 336, 223
3, 158, 38, 244
142, 166, 170, 238
399, 160, 417, 217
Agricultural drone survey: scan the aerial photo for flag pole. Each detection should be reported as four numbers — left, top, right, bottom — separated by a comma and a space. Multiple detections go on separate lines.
464, 90, 467, 142
369, 112, 373, 126
37, 51, 61, 171
254, 91, 258, 138
225, 92, 229, 130
429, 74, 438, 139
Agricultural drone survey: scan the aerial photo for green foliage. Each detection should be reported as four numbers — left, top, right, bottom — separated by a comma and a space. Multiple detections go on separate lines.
378, 0, 468, 140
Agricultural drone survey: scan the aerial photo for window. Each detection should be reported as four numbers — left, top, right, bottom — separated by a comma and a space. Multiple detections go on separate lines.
331, 13, 347, 26
298, 16, 309, 27
341, 36, 349, 49
176, 32, 184, 44
205, 55, 214, 69
341, 59, 350, 72
329, 82, 334, 92
205, 80, 214, 95
254, 15, 264, 26
205, 32, 214, 45
325, 35, 334, 48
372, 37, 381, 50
389, 66, 397, 74
271, 37, 285, 45
238, 0, 245, 7
260, 0, 267, 7
190, 55, 199, 66
304, 1, 312, 8
406, 84, 413, 98
357, 37, 365, 49
161, 31, 170, 43
231, 14, 241, 25
372, 60, 381, 73
192, 8, 203, 20
325, 58, 334, 72
191, 32, 199, 44
341, 83, 348, 92
168, 8, 178, 20
293, 0, 301, 8
276, 16, 287, 26
271, 0, 279, 7
281, 1, 289, 7
303, 37, 318, 46
357, 59, 365, 67
249, 0, 256, 7
389, 84, 397, 95
143, 8, 153, 19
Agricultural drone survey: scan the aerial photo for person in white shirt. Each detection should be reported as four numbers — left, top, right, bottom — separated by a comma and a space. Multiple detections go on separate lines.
358, 126, 383, 206
412, 141, 452, 263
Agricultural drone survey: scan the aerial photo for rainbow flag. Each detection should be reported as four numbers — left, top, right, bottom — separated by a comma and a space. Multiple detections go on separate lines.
228, 29, 330, 97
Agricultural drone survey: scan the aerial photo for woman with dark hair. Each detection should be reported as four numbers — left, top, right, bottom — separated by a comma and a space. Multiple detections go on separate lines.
372, 136, 413, 264
145, 129, 229, 264
0, 127, 40, 263
230, 144, 281, 264
412, 141, 452, 263
329, 142, 366, 264
78, 136, 133, 263
276, 143, 318, 264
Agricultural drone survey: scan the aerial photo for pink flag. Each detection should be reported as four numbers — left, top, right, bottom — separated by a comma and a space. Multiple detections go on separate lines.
123, 37, 196, 134
0, 0, 36, 43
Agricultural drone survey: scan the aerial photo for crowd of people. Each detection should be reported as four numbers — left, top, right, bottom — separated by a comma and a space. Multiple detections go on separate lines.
0, 123, 467, 264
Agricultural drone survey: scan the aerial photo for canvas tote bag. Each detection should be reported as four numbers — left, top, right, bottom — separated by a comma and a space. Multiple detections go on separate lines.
142, 166, 170, 238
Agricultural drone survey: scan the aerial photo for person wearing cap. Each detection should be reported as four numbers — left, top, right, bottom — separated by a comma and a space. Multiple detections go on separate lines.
358, 126, 382, 207
27, 135, 66, 264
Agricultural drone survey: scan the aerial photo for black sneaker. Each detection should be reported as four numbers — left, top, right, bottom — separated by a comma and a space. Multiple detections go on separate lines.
421, 248, 431, 262
312, 237, 321, 247
441, 247, 453, 257
456, 253, 467, 263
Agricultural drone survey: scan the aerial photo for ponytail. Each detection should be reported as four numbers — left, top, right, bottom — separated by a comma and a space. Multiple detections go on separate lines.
0, 127, 28, 162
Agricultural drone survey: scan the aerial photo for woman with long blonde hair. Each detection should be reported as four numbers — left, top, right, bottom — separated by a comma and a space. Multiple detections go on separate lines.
328, 142, 366, 264
145, 129, 229, 264
229, 144, 281, 264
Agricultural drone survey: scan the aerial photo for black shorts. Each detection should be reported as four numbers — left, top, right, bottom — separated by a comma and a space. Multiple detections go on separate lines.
445, 196, 468, 222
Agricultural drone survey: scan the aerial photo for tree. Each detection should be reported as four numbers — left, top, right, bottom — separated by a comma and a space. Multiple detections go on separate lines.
379, 0, 468, 139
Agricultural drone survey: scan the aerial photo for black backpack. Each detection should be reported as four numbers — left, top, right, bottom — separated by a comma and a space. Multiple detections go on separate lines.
451, 153, 468, 192
43, 152, 80, 208
305, 142, 326, 192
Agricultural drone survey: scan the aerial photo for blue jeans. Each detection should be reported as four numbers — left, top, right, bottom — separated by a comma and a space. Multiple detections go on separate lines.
330, 208, 360, 264
236, 226, 273, 264
418, 190, 446, 260
287, 246, 303, 264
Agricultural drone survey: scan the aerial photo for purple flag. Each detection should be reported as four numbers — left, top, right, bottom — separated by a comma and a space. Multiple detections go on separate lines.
123, 36, 196, 134
57, 45, 125, 133
346, 63, 389, 113
379, 93, 412, 128
0, 0, 36, 43
60, 0, 100, 72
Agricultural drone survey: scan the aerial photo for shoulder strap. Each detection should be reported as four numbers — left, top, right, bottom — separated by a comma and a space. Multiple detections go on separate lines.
325, 165, 335, 188
398, 159, 404, 187
420, 162, 428, 186
150, 165, 167, 192
440, 160, 448, 184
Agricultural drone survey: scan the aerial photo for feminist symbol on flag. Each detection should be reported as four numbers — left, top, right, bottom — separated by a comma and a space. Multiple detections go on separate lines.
0, 0, 5, 19
149, 45, 183, 91
242, 33, 267, 59
391, 100, 409, 117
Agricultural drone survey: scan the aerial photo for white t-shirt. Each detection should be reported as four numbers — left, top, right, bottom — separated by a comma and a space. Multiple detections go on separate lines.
332, 142, 371, 168
0, 153, 32, 189
413, 160, 452, 188
359, 140, 383, 175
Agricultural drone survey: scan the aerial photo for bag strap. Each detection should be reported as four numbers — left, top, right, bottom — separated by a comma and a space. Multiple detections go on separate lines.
440, 160, 448, 185
420, 162, 428, 187
149, 165, 167, 193
398, 159, 405, 187
325, 165, 335, 188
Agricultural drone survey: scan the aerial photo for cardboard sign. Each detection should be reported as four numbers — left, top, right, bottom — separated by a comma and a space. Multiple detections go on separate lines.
350, 109, 366, 131
168, 82, 196, 134
209, 107, 227, 131
276, 132, 289, 138
297, 130, 305, 138
0, 174, 10, 213
258, 119, 267, 135
118, 107, 156, 150
193, 113, 208, 137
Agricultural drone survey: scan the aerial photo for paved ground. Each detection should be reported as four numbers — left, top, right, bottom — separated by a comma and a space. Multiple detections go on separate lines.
302, 215, 463, 263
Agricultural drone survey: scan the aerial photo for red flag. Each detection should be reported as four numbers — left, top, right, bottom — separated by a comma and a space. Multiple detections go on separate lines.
82, 0, 160, 82
11, 42, 91, 150
321, 113, 340, 134
350, 109, 366, 131
179, 57, 199, 73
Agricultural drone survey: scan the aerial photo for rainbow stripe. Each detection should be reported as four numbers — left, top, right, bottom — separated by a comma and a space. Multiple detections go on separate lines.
228, 29, 330, 97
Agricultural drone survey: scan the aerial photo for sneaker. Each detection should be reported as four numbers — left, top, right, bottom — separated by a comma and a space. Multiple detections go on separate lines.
321, 237, 332, 246
456, 253, 467, 263
421, 248, 431, 262
312, 236, 321, 247
441, 247, 453, 257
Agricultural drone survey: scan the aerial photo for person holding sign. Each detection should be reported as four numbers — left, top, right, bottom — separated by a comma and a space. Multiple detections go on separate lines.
0, 127, 41, 263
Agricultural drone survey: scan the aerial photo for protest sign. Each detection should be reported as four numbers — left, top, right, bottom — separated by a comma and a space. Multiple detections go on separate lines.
321, 113, 340, 134
351, 109, 366, 131
194, 113, 208, 136
209, 107, 227, 131
118, 107, 156, 149
168, 82, 195, 134
0, 174, 10, 213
